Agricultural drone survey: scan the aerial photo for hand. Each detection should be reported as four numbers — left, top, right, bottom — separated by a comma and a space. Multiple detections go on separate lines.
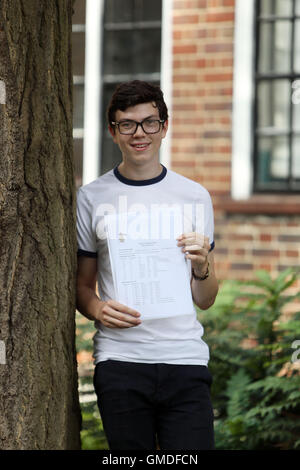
177, 232, 210, 276
97, 299, 141, 329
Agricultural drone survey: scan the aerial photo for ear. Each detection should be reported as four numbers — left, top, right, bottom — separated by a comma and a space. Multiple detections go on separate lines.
162, 119, 169, 138
108, 125, 117, 142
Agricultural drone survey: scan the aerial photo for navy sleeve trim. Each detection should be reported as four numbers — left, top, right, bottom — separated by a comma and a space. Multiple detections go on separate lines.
77, 249, 97, 258
209, 241, 215, 252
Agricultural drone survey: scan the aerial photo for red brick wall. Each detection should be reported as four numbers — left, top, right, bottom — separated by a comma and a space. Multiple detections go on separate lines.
171, 0, 233, 195
171, 0, 300, 286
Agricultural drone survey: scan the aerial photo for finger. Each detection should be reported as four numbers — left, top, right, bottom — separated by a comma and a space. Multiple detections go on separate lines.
103, 316, 139, 329
104, 305, 141, 325
187, 246, 209, 256
177, 235, 207, 246
182, 244, 206, 252
107, 300, 141, 317
185, 253, 207, 263
177, 238, 200, 249
177, 232, 208, 240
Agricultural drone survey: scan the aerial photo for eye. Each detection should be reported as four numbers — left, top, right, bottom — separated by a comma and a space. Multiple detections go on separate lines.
144, 119, 157, 126
121, 121, 134, 129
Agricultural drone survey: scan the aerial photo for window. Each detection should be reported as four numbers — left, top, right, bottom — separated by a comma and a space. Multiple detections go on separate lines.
100, 0, 162, 174
72, 0, 86, 187
253, 0, 300, 192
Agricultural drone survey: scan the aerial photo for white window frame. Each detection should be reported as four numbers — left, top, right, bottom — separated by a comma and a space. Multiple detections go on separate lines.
231, 0, 255, 200
82, 0, 173, 185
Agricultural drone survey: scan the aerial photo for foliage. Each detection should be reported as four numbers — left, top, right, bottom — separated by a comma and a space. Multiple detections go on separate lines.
198, 268, 300, 450
80, 398, 108, 450
76, 314, 109, 450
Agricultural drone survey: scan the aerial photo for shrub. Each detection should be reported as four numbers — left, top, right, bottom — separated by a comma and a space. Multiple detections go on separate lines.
198, 268, 300, 450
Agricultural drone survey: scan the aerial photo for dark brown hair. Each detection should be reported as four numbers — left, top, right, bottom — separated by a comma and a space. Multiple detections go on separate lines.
107, 80, 169, 129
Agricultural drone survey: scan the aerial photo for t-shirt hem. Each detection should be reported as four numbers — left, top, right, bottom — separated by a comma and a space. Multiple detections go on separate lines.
93, 354, 208, 367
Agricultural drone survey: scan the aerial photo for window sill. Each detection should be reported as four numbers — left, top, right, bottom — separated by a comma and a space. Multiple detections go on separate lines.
217, 195, 300, 215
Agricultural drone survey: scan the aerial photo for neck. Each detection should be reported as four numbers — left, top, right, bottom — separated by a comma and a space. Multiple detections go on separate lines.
118, 161, 163, 181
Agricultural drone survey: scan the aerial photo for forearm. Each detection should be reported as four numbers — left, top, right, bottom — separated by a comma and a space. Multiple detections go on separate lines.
191, 271, 219, 310
76, 285, 105, 322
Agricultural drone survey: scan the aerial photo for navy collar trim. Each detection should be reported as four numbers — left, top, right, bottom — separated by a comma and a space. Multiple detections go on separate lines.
113, 164, 167, 186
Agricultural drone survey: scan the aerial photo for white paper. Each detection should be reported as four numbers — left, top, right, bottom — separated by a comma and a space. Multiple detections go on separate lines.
105, 209, 195, 320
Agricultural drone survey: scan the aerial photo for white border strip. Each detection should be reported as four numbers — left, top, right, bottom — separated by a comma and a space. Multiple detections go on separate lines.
82, 0, 104, 185
160, 0, 173, 169
231, 0, 255, 200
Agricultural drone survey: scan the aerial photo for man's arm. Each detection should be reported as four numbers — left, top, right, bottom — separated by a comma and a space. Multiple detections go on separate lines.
190, 251, 218, 310
177, 233, 218, 310
76, 256, 141, 328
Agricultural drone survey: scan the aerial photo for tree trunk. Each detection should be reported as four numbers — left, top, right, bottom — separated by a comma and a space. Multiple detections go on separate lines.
0, 0, 81, 449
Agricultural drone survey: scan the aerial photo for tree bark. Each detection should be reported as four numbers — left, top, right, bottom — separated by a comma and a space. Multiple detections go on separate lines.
0, 0, 81, 449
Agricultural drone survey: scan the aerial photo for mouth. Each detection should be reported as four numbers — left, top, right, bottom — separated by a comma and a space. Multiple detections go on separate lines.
130, 143, 150, 151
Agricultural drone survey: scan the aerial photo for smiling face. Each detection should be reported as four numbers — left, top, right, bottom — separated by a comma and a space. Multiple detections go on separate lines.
109, 102, 168, 171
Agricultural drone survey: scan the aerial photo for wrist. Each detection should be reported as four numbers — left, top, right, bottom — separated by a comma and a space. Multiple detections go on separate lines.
192, 261, 209, 281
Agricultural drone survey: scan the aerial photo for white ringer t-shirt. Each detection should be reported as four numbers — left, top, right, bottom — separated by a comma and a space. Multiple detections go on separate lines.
76, 165, 215, 366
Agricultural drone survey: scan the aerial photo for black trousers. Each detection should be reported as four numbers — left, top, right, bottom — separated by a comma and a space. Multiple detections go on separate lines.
93, 360, 214, 450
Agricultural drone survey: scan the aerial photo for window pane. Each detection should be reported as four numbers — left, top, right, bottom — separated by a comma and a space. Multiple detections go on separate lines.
73, 84, 84, 128
103, 29, 161, 75
104, 0, 162, 23
296, 0, 300, 15
72, 0, 86, 24
135, 0, 162, 22
258, 21, 292, 73
72, 32, 85, 75
275, 0, 293, 16
274, 21, 292, 72
259, 0, 292, 15
259, 0, 273, 15
258, 22, 272, 72
294, 20, 300, 72
257, 80, 290, 131
292, 80, 300, 130
256, 136, 289, 184
292, 137, 300, 178
104, 0, 134, 23
74, 138, 83, 188
101, 83, 123, 173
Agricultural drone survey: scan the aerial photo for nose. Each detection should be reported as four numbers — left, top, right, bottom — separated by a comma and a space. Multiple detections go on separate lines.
133, 122, 147, 137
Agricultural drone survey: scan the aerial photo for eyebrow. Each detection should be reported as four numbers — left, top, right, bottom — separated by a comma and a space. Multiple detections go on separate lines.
118, 115, 159, 122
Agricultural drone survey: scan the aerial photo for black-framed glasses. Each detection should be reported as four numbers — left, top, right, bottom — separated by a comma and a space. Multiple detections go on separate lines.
111, 118, 165, 135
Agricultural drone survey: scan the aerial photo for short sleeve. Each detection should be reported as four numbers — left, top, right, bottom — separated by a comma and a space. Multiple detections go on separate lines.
76, 187, 97, 257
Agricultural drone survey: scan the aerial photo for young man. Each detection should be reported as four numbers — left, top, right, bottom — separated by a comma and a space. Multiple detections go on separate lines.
76, 80, 219, 450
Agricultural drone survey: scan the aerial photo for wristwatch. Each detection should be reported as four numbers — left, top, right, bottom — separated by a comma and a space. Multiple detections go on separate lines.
192, 262, 210, 281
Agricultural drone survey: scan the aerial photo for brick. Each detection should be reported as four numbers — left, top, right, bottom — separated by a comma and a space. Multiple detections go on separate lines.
252, 249, 280, 257
230, 234, 253, 241
173, 44, 197, 54
231, 263, 253, 270
206, 11, 235, 22
171, 160, 196, 167
173, 0, 207, 8
204, 102, 232, 111
204, 73, 233, 82
173, 15, 199, 24
205, 43, 233, 53
260, 234, 272, 242
286, 250, 299, 257
278, 235, 300, 242
203, 160, 230, 167
173, 75, 198, 83
203, 130, 231, 138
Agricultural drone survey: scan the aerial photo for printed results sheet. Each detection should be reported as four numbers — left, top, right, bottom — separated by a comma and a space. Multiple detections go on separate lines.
105, 210, 195, 320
